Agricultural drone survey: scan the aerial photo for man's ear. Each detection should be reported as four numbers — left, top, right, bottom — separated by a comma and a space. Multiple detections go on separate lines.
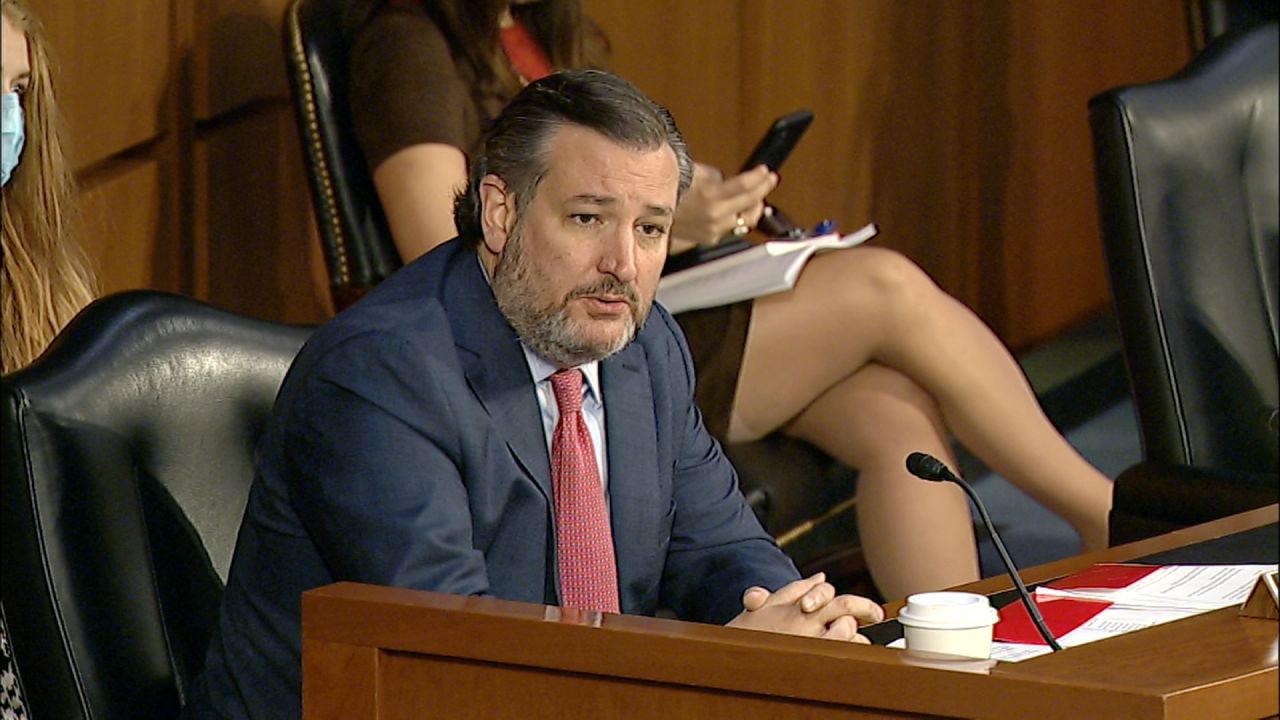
479, 175, 515, 255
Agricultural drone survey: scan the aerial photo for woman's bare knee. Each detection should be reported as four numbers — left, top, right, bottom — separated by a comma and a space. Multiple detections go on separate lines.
805, 247, 939, 321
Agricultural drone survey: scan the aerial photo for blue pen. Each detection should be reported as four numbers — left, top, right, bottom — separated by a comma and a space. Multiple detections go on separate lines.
810, 219, 836, 237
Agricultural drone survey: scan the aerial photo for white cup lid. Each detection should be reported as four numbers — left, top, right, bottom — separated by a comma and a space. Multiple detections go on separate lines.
898, 591, 999, 630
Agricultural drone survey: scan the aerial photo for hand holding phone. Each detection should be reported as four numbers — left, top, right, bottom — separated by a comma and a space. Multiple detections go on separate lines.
662, 111, 815, 274
739, 110, 813, 238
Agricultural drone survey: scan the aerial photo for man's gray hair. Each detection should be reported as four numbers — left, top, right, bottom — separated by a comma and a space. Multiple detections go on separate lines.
453, 69, 694, 247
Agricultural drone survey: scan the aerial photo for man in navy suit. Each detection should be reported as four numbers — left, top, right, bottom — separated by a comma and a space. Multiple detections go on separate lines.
187, 70, 882, 719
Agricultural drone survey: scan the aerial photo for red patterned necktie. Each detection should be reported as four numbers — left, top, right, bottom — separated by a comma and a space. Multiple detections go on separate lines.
549, 369, 620, 613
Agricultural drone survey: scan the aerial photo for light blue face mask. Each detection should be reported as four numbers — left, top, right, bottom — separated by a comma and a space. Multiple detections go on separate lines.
2, 92, 26, 187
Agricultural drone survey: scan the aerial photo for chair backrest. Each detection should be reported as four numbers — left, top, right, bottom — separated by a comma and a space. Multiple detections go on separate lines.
1193, 0, 1280, 48
0, 290, 311, 720
284, 0, 401, 310
1089, 23, 1278, 475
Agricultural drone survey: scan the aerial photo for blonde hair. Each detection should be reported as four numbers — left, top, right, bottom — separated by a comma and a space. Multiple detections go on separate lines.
1, 0, 97, 373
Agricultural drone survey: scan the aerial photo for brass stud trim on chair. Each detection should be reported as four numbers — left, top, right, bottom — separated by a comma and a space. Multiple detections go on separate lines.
287, 0, 351, 287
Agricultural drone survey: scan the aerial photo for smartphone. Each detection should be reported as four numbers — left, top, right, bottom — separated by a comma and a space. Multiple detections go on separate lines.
739, 110, 814, 173
662, 110, 815, 276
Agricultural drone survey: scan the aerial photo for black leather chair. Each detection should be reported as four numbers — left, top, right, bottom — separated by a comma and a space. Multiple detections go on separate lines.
1188, 0, 1280, 48
284, 0, 399, 311
1089, 23, 1279, 544
0, 291, 311, 719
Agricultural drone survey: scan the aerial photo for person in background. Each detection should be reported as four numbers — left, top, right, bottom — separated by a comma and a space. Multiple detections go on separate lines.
1, 0, 96, 376
186, 69, 884, 719
347, 0, 1114, 600
2, 4, 91, 717
0, 605, 27, 720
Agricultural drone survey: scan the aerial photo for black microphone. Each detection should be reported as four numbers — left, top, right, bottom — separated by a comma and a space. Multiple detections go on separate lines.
905, 452, 1063, 651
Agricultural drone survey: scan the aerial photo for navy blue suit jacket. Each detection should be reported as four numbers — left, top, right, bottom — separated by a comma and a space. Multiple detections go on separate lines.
186, 239, 799, 719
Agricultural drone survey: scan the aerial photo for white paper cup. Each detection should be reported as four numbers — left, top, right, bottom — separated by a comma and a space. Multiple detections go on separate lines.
898, 592, 999, 659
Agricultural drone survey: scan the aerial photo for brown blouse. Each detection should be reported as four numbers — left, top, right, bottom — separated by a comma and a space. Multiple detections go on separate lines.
349, 5, 508, 169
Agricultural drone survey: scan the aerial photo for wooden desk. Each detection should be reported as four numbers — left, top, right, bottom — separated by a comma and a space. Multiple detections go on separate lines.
303, 505, 1278, 720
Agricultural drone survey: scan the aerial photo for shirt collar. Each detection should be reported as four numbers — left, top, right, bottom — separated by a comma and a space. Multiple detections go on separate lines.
521, 345, 602, 403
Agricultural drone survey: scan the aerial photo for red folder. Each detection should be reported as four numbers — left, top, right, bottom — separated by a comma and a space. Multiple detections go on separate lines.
993, 564, 1160, 645
994, 595, 1110, 644
1044, 563, 1160, 591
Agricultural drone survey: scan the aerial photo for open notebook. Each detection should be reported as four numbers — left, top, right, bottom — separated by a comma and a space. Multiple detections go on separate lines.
657, 223, 878, 314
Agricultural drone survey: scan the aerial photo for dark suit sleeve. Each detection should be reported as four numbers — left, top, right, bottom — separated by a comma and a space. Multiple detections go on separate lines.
652, 311, 800, 624
280, 330, 490, 596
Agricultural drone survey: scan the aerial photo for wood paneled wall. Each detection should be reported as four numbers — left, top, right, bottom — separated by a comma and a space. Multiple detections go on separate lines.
36, 1, 1189, 347
586, 0, 1192, 349
35, 0, 331, 326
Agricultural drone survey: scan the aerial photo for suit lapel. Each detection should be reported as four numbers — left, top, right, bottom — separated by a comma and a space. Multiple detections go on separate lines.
446, 254, 553, 502
601, 342, 662, 612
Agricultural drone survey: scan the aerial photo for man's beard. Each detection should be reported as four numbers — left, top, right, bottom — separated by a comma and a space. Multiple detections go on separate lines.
491, 229, 651, 367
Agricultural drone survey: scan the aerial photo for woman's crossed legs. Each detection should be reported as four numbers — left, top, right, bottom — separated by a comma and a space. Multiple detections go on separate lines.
728, 247, 1112, 599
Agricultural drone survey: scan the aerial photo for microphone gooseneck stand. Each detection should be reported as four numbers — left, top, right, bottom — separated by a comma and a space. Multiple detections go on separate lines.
905, 452, 1063, 651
